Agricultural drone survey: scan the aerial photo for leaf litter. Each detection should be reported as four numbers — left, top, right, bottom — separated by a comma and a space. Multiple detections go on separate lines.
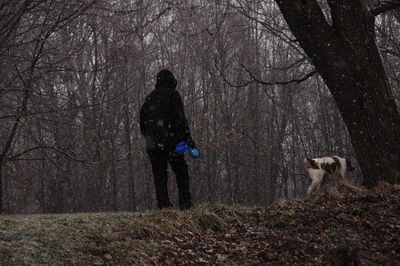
0, 181, 399, 265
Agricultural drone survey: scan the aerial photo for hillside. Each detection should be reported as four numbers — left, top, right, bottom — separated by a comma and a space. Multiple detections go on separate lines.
0, 181, 399, 265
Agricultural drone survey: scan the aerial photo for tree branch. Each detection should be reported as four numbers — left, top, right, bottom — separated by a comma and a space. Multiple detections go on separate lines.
0, 92, 122, 120
215, 61, 318, 88
7, 145, 96, 164
214, 62, 255, 88
241, 64, 318, 86
370, 0, 400, 16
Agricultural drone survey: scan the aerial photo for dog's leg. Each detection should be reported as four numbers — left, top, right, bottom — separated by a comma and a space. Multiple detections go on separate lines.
339, 157, 347, 180
340, 167, 346, 179
307, 171, 324, 195
307, 170, 324, 195
316, 177, 323, 191
307, 181, 317, 195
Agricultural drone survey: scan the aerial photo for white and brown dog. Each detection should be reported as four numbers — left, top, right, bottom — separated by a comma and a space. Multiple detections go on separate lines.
304, 156, 355, 195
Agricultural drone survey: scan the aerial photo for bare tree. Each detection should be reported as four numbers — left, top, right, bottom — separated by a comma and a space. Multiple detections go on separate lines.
2, 0, 399, 214
274, 0, 400, 187
0, 0, 95, 213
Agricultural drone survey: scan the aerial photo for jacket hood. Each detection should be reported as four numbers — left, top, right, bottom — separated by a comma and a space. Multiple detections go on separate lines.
155, 69, 177, 89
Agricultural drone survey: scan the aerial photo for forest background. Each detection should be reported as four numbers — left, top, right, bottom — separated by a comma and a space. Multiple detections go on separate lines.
0, 0, 399, 214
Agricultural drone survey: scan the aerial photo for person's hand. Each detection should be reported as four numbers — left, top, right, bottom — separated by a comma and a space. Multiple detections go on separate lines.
187, 138, 196, 148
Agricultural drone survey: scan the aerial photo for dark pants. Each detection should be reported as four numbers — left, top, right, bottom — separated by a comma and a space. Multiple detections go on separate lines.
148, 151, 192, 210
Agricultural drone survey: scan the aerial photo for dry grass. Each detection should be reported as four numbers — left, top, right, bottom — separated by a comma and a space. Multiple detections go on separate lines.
371, 181, 400, 194
308, 179, 368, 204
0, 204, 243, 265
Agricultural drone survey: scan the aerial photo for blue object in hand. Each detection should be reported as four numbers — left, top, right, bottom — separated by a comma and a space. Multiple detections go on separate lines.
188, 147, 200, 158
175, 141, 200, 158
174, 141, 188, 155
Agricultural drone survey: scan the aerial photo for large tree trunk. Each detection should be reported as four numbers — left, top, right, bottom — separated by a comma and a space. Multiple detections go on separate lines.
275, 0, 400, 187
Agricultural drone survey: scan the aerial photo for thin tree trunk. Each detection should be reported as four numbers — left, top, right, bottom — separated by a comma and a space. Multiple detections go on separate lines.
124, 109, 137, 211
0, 156, 4, 213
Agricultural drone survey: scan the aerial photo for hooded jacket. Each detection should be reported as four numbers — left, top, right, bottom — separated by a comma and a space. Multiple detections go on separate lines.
140, 69, 192, 152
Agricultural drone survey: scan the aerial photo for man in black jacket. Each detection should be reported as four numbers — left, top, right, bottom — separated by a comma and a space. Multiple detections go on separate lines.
140, 69, 195, 210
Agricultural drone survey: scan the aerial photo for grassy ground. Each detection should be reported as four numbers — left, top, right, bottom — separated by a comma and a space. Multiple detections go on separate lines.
0, 204, 244, 265
1, 181, 399, 265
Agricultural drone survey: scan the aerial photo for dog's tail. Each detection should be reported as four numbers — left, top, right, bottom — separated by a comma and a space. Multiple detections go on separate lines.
346, 158, 355, 172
